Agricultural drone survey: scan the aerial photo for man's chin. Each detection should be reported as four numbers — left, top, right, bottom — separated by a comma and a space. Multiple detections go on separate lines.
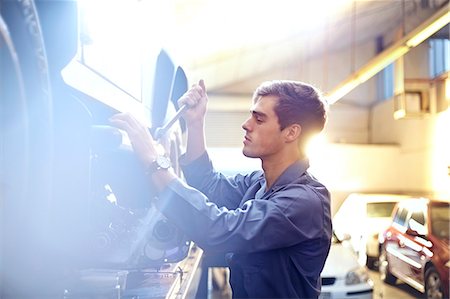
242, 148, 257, 158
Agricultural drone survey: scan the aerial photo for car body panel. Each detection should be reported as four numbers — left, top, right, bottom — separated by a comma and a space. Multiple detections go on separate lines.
333, 193, 412, 266
320, 233, 374, 299
380, 198, 450, 297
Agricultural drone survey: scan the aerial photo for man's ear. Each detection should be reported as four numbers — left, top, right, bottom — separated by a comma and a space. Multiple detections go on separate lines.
284, 124, 302, 143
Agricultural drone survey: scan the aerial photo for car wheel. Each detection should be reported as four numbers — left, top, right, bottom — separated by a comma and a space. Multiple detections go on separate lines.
379, 245, 396, 284
366, 256, 377, 270
425, 266, 444, 299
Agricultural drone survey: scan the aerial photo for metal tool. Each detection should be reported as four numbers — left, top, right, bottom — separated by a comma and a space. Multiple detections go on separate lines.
153, 104, 188, 140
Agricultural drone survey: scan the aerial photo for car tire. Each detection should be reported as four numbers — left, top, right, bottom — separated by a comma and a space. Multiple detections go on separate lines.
366, 256, 377, 270
1, 0, 54, 295
379, 245, 397, 285
424, 266, 445, 299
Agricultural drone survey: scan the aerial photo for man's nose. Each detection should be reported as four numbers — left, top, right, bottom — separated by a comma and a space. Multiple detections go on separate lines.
242, 118, 251, 131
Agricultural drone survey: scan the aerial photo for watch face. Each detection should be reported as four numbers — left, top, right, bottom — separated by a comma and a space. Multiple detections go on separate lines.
156, 156, 171, 169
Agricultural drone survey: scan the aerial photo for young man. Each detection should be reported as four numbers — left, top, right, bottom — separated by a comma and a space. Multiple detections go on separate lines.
110, 80, 332, 298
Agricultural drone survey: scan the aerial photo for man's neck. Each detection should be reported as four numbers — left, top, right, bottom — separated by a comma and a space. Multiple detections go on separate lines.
261, 149, 305, 190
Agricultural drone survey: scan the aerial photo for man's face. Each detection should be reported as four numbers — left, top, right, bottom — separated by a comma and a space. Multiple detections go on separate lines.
241, 95, 285, 159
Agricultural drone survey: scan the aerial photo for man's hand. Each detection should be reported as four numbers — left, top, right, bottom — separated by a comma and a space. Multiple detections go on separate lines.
178, 79, 208, 128
109, 112, 157, 168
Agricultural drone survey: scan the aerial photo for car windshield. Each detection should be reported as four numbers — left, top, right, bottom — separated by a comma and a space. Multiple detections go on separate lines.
366, 202, 397, 218
430, 204, 450, 239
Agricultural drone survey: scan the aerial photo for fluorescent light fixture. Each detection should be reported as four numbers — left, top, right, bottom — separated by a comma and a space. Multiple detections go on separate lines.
326, 5, 450, 104
327, 46, 409, 104
406, 10, 450, 47
357, 46, 409, 83
327, 79, 360, 104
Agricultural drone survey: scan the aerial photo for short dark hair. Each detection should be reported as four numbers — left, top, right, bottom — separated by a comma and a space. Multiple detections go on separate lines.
253, 80, 328, 141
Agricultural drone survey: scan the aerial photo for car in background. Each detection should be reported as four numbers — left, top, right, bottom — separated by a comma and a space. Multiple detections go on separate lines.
320, 232, 374, 299
333, 193, 412, 268
378, 198, 449, 299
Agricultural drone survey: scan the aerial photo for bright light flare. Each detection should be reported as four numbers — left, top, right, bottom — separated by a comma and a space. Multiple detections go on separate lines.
77, 0, 170, 99
305, 133, 328, 158
431, 109, 450, 198
305, 133, 330, 181
167, 0, 352, 62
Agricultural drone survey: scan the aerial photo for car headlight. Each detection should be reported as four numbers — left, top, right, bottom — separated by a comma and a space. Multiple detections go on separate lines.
345, 266, 370, 285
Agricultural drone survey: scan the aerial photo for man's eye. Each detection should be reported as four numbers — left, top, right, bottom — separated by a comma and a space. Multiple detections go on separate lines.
256, 118, 263, 123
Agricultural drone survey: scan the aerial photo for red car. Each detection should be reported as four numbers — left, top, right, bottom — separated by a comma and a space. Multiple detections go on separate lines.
378, 198, 449, 299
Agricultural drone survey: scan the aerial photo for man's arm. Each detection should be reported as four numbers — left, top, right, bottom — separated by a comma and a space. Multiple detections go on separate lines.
156, 179, 330, 253
109, 113, 330, 253
184, 115, 206, 163
178, 80, 208, 163
181, 151, 258, 209
109, 80, 209, 191
109, 112, 177, 193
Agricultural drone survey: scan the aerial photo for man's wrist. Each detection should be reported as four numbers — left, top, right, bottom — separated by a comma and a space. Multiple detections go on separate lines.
186, 120, 204, 130
145, 155, 172, 176
149, 166, 177, 193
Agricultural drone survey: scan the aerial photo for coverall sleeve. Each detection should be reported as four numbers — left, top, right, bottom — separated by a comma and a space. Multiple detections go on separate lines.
155, 178, 327, 254
180, 151, 261, 209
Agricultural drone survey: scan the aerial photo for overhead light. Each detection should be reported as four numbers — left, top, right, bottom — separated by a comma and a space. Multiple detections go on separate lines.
326, 5, 450, 104
327, 46, 409, 104
357, 46, 409, 83
326, 79, 360, 104
406, 10, 450, 47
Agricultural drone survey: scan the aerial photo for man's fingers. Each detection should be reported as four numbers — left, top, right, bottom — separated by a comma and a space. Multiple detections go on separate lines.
111, 112, 141, 128
109, 112, 133, 123
109, 113, 146, 137
109, 115, 133, 133
199, 79, 206, 93
178, 89, 200, 108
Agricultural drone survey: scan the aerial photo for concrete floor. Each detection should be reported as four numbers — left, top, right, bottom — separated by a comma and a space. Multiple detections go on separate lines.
208, 269, 424, 299
369, 269, 423, 299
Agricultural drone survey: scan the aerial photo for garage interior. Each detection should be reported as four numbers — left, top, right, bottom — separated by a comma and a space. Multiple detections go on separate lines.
1, 0, 449, 298
77, 0, 450, 212
150, 0, 450, 213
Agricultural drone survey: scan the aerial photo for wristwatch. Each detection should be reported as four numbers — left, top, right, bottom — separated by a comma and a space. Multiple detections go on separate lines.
146, 155, 171, 176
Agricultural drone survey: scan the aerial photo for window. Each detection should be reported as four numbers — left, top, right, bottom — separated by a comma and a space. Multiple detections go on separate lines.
367, 202, 397, 218
410, 210, 425, 226
393, 207, 408, 227
409, 210, 426, 235
378, 63, 394, 101
429, 39, 450, 78
430, 204, 450, 239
